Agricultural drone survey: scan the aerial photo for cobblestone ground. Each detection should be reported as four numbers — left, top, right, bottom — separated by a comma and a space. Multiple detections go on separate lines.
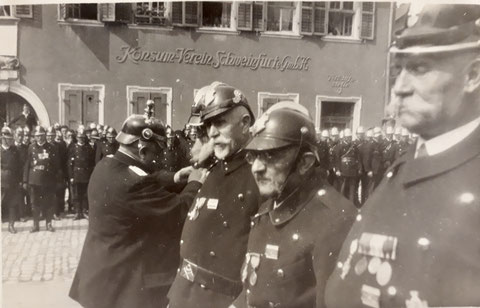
2, 215, 88, 308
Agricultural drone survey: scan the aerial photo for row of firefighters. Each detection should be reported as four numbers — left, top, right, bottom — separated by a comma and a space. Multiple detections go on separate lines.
1, 119, 414, 233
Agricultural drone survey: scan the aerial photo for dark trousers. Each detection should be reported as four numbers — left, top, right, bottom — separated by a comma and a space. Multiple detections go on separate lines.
30, 185, 55, 226
72, 183, 88, 216
55, 185, 66, 215
340, 176, 359, 206
18, 187, 31, 218
1, 186, 20, 224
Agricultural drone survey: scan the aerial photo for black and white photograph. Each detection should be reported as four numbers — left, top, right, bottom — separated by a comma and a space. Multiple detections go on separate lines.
1, 1, 480, 307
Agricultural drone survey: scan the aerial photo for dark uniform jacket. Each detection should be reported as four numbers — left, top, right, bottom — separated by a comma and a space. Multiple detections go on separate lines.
1, 145, 21, 189
316, 140, 330, 171
370, 139, 385, 175
394, 140, 410, 160
231, 173, 356, 308
168, 150, 260, 308
53, 140, 68, 185
358, 139, 373, 174
68, 143, 95, 183
382, 139, 397, 169
328, 140, 339, 172
325, 125, 480, 307
334, 140, 361, 177
69, 151, 202, 308
162, 143, 188, 173
95, 140, 119, 164
23, 142, 59, 187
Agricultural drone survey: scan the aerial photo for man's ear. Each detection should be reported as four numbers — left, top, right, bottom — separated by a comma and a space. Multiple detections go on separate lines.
138, 144, 147, 161
241, 114, 251, 134
297, 152, 316, 175
465, 58, 480, 93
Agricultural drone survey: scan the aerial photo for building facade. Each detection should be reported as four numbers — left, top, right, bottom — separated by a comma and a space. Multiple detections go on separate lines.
0, 2, 393, 132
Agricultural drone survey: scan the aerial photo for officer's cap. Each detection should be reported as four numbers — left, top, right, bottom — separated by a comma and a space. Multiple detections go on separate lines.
344, 128, 352, 137
246, 102, 318, 160
373, 127, 382, 136
46, 126, 56, 136
77, 129, 87, 138
391, 4, 480, 54
194, 82, 255, 125
90, 129, 99, 140
330, 127, 339, 136
53, 123, 61, 130
106, 127, 117, 138
386, 126, 394, 135
321, 129, 329, 138
401, 128, 410, 137
1, 123, 13, 138
33, 126, 46, 136
366, 129, 373, 138
116, 100, 166, 146
356, 126, 365, 134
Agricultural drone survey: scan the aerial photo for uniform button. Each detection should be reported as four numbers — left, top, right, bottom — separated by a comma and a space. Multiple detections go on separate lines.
223, 221, 229, 228
386, 171, 393, 178
417, 237, 430, 250
180, 240, 183, 245
209, 251, 216, 257
387, 286, 397, 296
292, 233, 299, 241
177, 267, 180, 273
317, 189, 326, 196
225, 167, 229, 171
356, 214, 362, 221
200, 284, 206, 289
238, 193, 244, 201
276, 269, 284, 278
274, 218, 280, 223
246, 289, 251, 294
250, 221, 255, 227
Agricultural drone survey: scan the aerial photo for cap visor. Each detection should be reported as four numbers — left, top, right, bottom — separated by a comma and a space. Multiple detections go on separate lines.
116, 132, 138, 145
245, 136, 291, 151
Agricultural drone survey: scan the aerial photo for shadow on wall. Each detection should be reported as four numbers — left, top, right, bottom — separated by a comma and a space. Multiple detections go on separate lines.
70, 25, 110, 70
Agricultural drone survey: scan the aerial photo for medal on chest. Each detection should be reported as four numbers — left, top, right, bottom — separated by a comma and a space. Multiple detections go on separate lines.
188, 197, 206, 221
38, 149, 49, 160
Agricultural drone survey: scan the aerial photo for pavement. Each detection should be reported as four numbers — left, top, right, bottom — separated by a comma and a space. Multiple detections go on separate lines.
1, 215, 88, 308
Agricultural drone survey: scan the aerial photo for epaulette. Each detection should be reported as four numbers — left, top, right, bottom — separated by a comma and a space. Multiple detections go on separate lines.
128, 165, 148, 176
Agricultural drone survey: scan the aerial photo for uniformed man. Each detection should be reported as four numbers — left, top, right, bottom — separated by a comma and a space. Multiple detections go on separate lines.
70, 102, 208, 308
187, 97, 216, 169
46, 126, 64, 220
381, 126, 398, 170
325, 4, 480, 307
327, 127, 340, 188
162, 126, 187, 172
356, 126, 373, 205
395, 128, 411, 160
95, 127, 119, 164
368, 126, 385, 193
167, 82, 260, 308
68, 128, 95, 220
88, 128, 99, 155
1, 124, 22, 233
14, 127, 30, 221
228, 104, 355, 308
54, 128, 68, 218
316, 129, 330, 173
334, 128, 361, 205
22, 126, 31, 146
23, 126, 60, 232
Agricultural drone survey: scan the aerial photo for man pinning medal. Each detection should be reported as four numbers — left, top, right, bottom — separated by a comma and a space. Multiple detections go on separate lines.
69, 101, 208, 308
325, 4, 480, 307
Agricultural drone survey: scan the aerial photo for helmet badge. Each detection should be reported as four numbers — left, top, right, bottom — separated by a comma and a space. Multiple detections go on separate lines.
233, 89, 243, 104
250, 113, 269, 136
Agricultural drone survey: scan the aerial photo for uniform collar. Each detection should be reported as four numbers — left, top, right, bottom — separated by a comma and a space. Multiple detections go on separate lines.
219, 150, 248, 175
114, 151, 151, 174
267, 174, 319, 226
390, 124, 480, 186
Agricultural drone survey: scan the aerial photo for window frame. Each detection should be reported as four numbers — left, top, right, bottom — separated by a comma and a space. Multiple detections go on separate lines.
315, 95, 362, 133
257, 92, 300, 116
263, 1, 301, 37
126, 85, 173, 126
12, 5, 33, 18
198, 1, 237, 32
171, 1, 199, 27
57, 4, 104, 26
58, 83, 105, 126
133, 2, 169, 26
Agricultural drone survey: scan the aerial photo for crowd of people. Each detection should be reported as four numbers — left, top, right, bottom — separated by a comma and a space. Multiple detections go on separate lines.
2, 3, 480, 308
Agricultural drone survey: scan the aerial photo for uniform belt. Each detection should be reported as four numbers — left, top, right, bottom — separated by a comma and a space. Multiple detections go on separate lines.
33, 165, 45, 171
180, 259, 242, 297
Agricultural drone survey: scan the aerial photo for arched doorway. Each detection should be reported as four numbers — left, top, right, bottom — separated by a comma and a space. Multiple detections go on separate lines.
0, 82, 50, 128
0, 92, 37, 130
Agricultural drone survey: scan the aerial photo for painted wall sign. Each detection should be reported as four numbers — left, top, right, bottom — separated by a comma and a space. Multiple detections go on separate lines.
328, 75, 356, 94
116, 46, 310, 72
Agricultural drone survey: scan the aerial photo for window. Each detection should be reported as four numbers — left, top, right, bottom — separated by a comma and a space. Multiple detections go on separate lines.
266, 2, 296, 32
0, 5, 11, 17
135, 2, 167, 26
172, 2, 199, 26
237, 1, 265, 31
301, 1, 375, 40
126, 86, 172, 126
65, 4, 98, 20
201, 2, 232, 28
315, 96, 361, 132
0, 5, 33, 18
258, 92, 299, 116
59, 84, 105, 130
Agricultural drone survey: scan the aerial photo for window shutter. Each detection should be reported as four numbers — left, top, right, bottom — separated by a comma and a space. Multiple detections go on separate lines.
360, 2, 375, 40
58, 4, 66, 21
313, 3, 327, 35
300, 2, 313, 35
184, 2, 198, 26
237, 2, 253, 30
172, 2, 183, 25
115, 3, 132, 23
100, 3, 115, 22
252, 2, 264, 31
13, 5, 33, 18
